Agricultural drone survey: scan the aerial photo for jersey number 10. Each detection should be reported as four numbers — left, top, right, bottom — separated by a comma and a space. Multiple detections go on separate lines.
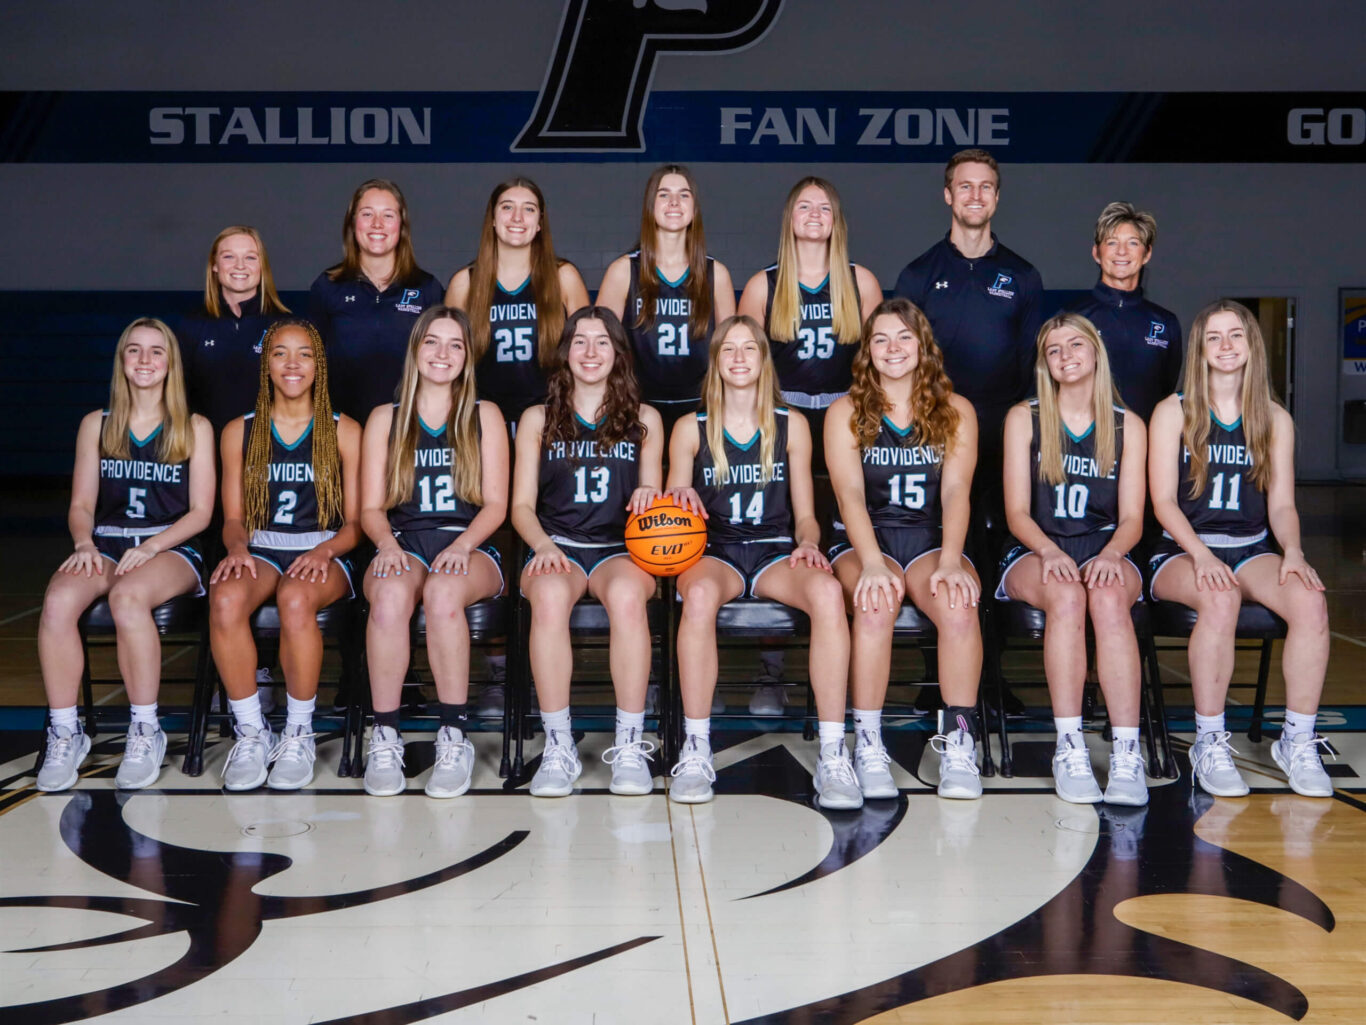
1053, 483, 1090, 520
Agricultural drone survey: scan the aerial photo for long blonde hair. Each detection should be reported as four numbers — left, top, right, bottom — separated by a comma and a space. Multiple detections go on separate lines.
700, 315, 782, 485
102, 318, 194, 463
1180, 300, 1277, 499
848, 298, 959, 456
384, 306, 482, 509
1033, 313, 1123, 486
465, 177, 566, 368
769, 177, 861, 345
202, 225, 290, 318
243, 320, 343, 533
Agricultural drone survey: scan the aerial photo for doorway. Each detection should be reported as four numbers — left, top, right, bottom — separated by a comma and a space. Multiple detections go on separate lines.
1225, 296, 1297, 414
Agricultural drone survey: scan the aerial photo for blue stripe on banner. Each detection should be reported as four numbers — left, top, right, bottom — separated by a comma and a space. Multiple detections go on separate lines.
2, 91, 1364, 163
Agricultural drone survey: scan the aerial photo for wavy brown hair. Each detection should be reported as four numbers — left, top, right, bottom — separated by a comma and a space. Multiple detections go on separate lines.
325, 178, 422, 287
464, 177, 566, 368
385, 306, 482, 510
634, 164, 711, 342
542, 307, 643, 457
848, 298, 960, 457
243, 320, 343, 534
1180, 300, 1278, 499
101, 318, 194, 463
202, 225, 290, 318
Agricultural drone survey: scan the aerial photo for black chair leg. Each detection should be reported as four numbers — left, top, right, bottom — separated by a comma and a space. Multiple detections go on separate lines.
182, 621, 215, 776
32, 725, 49, 776
984, 605, 1012, 777
79, 623, 97, 737
1249, 638, 1273, 743
977, 688, 996, 777
802, 672, 816, 742
1140, 630, 1177, 779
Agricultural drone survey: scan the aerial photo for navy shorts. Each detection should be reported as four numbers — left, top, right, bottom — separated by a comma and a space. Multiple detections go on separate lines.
700, 538, 794, 598
996, 531, 1139, 601
521, 539, 631, 592
1146, 534, 1277, 601
828, 524, 944, 573
94, 534, 206, 596
247, 544, 356, 599
395, 527, 503, 586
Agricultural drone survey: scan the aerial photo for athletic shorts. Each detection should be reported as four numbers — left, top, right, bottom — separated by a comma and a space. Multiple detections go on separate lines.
1146, 533, 1277, 601
828, 524, 945, 573
651, 398, 702, 446
700, 538, 794, 598
394, 527, 503, 586
94, 534, 206, 597
996, 531, 1139, 601
521, 538, 631, 591
247, 544, 356, 599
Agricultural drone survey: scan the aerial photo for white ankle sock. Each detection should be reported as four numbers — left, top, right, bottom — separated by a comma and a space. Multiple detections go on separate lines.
50, 705, 80, 732
1112, 725, 1140, 745
1054, 715, 1083, 743
542, 706, 572, 745
817, 721, 846, 747
1195, 711, 1225, 740
615, 707, 645, 743
1281, 708, 1317, 741
129, 703, 159, 728
286, 695, 315, 729
852, 708, 882, 743
683, 716, 710, 745
229, 694, 265, 731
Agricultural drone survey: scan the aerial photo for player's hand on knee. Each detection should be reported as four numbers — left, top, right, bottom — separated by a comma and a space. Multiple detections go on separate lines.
114, 543, 158, 576
932, 557, 979, 610
1083, 551, 1125, 589
528, 545, 572, 575
854, 561, 903, 613
431, 542, 470, 575
1279, 550, 1325, 592
1193, 552, 1237, 592
212, 546, 256, 583
1040, 547, 1080, 584
790, 540, 830, 572
287, 549, 331, 584
61, 543, 103, 577
371, 543, 411, 578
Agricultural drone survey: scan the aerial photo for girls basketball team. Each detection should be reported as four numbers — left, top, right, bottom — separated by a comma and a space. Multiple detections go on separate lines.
34, 166, 1334, 809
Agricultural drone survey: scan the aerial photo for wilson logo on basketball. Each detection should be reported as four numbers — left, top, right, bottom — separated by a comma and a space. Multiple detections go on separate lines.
625, 497, 707, 576
636, 512, 691, 531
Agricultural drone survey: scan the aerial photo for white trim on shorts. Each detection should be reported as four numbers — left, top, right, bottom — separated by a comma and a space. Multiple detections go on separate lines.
995, 549, 1141, 603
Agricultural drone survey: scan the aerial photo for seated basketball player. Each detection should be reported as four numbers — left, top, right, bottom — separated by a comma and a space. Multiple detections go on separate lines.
510, 307, 665, 798
825, 298, 986, 802
210, 320, 362, 792
36, 318, 214, 792
359, 306, 509, 798
998, 313, 1148, 806
1149, 301, 1332, 798
667, 314, 859, 809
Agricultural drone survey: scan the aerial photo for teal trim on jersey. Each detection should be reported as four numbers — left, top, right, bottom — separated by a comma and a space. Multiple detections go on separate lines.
1211, 411, 1243, 432
1064, 421, 1096, 444
271, 419, 315, 451
799, 275, 830, 295
419, 416, 446, 438
573, 412, 602, 430
129, 423, 163, 447
656, 266, 690, 289
497, 276, 531, 298
882, 416, 915, 438
723, 427, 759, 451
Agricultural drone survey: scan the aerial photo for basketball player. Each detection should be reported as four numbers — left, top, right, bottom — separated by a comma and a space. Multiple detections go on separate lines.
359, 306, 508, 798
998, 313, 1149, 806
1067, 202, 1182, 420
667, 315, 860, 809
511, 307, 664, 798
308, 179, 444, 424
1149, 301, 1332, 799
825, 298, 985, 801
36, 319, 213, 792
210, 320, 362, 791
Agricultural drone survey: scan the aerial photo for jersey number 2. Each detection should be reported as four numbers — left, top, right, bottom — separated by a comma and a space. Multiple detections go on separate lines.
274, 490, 297, 525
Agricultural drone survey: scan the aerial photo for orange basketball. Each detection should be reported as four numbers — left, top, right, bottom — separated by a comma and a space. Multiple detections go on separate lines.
624, 496, 707, 577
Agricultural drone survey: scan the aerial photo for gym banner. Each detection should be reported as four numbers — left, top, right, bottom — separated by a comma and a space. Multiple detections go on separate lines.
1, 91, 1363, 163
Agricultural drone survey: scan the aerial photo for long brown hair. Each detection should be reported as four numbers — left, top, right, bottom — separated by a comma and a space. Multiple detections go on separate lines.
542, 307, 643, 456
634, 164, 711, 342
325, 178, 421, 286
1180, 300, 1278, 499
848, 298, 960, 456
101, 318, 194, 463
700, 315, 783, 486
1033, 313, 1123, 486
202, 225, 290, 317
384, 306, 482, 509
464, 177, 566, 368
769, 177, 861, 345
243, 320, 343, 533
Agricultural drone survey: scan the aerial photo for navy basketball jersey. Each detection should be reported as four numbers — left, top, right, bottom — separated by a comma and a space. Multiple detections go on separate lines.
477, 276, 546, 422
1029, 401, 1124, 540
244, 412, 337, 539
538, 414, 640, 543
625, 252, 714, 403
693, 409, 793, 543
855, 417, 943, 531
95, 417, 191, 529
1175, 395, 1268, 537
387, 405, 483, 533
763, 265, 859, 397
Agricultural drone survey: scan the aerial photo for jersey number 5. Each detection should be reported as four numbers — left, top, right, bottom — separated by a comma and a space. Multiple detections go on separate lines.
126, 487, 147, 520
